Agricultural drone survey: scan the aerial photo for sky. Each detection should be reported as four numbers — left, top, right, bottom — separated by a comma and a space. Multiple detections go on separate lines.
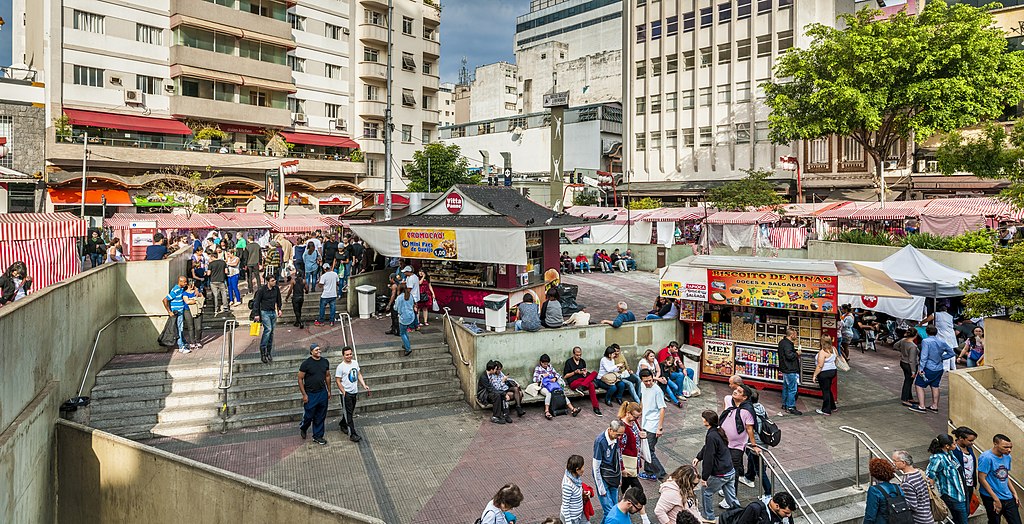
439, 0, 530, 84
0, 0, 11, 67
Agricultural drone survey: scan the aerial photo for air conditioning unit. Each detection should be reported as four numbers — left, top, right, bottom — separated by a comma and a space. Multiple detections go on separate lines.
293, 112, 308, 124
110, 76, 122, 85
123, 89, 143, 104
927, 160, 938, 173
334, 119, 347, 131
342, 27, 351, 35
164, 84, 175, 93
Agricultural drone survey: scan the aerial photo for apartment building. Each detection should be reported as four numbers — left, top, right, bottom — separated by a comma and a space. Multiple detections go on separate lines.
0, 67, 47, 213
438, 82, 456, 127
628, 0, 918, 202
12, 0, 440, 215
515, 0, 622, 59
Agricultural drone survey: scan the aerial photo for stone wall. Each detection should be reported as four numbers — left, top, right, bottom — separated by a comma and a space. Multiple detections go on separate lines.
948, 367, 1024, 486
0, 101, 45, 178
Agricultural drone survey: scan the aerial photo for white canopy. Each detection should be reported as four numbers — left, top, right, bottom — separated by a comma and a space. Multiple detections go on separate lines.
878, 245, 971, 298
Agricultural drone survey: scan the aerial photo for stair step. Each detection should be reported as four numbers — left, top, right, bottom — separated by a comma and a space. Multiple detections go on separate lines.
222, 390, 466, 429
95, 365, 221, 381
228, 365, 458, 399
102, 418, 222, 441
91, 377, 221, 397
802, 486, 867, 512
90, 390, 222, 413
230, 377, 461, 414
231, 344, 450, 371
91, 404, 223, 426
230, 355, 454, 386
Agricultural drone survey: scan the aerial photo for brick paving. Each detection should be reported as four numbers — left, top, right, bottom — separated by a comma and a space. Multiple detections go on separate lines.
137, 270, 955, 524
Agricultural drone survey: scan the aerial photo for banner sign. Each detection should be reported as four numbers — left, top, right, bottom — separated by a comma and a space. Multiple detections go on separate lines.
431, 285, 490, 318
399, 228, 458, 259
660, 280, 681, 298
702, 338, 735, 377
264, 168, 280, 212
707, 269, 837, 312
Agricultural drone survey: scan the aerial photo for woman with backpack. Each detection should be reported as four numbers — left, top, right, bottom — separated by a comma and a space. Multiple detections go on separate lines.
532, 354, 581, 420
926, 434, 969, 524
864, 458, 910, 524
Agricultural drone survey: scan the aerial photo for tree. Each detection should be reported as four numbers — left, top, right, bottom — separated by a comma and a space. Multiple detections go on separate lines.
707, 169, 787, 211
404, 142, 478, 192
572, 190, 599, 206
626, 197, 662, 210
144, 166, 222, 217
937, 121, 1024, 209
961, 243, 1024, 322
764, 2, 1024, 198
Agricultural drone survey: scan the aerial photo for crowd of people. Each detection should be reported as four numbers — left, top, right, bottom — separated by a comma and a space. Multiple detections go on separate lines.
560, 249, 638, 275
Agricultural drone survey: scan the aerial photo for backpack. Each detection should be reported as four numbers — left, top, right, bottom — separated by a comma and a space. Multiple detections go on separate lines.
755, 409, 782, 447
877, 483, 914, 524
718, 501, 761, 524
550, 389, 568, 416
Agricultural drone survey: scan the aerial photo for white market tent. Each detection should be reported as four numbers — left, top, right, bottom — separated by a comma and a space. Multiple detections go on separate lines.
878, 245, 971, 298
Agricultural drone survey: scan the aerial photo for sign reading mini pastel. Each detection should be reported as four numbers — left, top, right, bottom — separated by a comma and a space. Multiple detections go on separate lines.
707, 269, 838, 312
702, 338, 735, 377
399, 228, 458, 259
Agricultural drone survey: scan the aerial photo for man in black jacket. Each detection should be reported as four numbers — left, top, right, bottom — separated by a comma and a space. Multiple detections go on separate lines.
477, 360, 510, 424
251, 276, 282, 363
778, 327, 802, 416
731, 492, 796, 524
244, 235, 262, 295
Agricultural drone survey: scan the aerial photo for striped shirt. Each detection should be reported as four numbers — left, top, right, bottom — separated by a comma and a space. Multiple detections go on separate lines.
900, 469, 934, 524
165, 285, 186, 312
927, 451, 966, 502
560, 471, 584, 522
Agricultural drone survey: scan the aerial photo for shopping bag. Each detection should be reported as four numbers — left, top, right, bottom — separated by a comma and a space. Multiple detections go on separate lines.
249, 322, 261, 337
836, 355, 851, 372
432, 298, 440, 312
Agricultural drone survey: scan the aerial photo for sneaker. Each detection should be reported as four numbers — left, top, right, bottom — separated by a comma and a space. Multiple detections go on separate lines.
313, 437, 327, 445
179, 348, 192, 354
738, 476, 756, 488
815, 409, 831, 416
594, 408, 603, 417
717, 490, 724, 497
314, 321, 323, 326
908, 405, 927, 413
638, 472, 658, 481
350, 434, 362, 443
719, 499, 731, 509
300, 426, 307, 440
788, 408, 803, 416
491, 416, 506, 425
776, 411, 787, 417
504, 415, 513, 424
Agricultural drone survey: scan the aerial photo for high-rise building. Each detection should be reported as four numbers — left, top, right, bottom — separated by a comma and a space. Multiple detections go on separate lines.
515, 0, 622, 59
12, 0, 440, 215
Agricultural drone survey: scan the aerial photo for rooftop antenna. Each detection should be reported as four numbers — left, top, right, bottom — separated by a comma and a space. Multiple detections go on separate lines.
458, 56, 470, 85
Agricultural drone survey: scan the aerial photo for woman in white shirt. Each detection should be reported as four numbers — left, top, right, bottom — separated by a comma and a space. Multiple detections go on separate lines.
598, 346, 629, 406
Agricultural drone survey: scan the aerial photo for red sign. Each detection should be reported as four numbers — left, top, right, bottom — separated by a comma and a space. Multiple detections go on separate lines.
430, 285, 492, 318
861, 296, 878, 308
445, 193, 463, 214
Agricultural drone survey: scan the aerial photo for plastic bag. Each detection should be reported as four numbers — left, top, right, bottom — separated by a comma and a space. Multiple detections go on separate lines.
249, 322, 261, 337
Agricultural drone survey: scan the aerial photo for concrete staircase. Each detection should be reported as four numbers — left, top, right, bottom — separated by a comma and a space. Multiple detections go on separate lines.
198, 289, 352, 329
88, 335, 463, 440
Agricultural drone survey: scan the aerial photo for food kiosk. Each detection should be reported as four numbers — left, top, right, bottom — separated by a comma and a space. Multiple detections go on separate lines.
351, 185, 606, 319
660, 256, 909, 397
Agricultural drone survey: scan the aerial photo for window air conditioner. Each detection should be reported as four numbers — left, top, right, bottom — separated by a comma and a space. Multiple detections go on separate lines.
293, 113, 308, 124
335, 119, 348, 131
123, 89, 143, 104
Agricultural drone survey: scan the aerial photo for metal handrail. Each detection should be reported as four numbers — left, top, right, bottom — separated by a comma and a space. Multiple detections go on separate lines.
78, 313, 169, 398
218, 319, 238, 390
748, 444, 825, 524
947, 420, 1024, 493
336, 312, 356, 354
839, 425, 905, 489
442, 307, 471, 366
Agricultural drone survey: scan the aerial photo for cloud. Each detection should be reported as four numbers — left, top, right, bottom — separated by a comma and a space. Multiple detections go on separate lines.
439, 0, 530, 83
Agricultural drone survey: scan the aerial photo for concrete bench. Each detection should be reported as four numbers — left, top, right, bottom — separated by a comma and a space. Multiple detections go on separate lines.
476, 386, 586, 409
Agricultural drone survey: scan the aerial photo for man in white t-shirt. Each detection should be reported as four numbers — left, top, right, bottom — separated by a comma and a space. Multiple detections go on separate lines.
316, 264, 340, 326
335, 346, 370, 442
638, 369, 668, 481
402, 266, 421, 302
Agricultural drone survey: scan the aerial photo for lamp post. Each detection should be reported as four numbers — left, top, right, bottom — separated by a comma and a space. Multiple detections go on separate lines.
80, 132, 89, 219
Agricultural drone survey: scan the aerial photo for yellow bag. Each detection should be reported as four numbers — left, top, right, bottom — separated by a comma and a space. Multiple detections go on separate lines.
249, 322, 261, 337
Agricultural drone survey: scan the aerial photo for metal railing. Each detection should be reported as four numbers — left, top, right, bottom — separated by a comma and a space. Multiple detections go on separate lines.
218, 319, 238, 390
441, 307, 471, 366
748, 444, 826, 524
57, 134, 359, 162
947, 420, 1024, 494
838, 425, 904, 490
335, 312, 356, 355
78, 313, 170, 398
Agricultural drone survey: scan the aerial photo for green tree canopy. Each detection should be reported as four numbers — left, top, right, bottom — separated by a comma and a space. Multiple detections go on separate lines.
937, 121, 1024, 210
764, 1, 1024, 189
707, 169, 787, 211
404, 142, 478, 192
626, 197, 662, 210
961, 243, 1024, 322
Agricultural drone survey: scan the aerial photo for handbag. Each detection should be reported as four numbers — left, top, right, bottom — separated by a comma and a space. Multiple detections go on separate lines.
836, 355, 851, 372
969, 490, 981, 515
601, 373, 618, 385
249, 322, 261, 337
622, 455, 639, 477
639, 438, 652, 463
926, 481, 950, 521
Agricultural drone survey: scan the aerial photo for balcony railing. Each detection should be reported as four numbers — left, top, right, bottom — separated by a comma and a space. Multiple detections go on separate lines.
58, 134, 359, 162
0, 66, 38, 82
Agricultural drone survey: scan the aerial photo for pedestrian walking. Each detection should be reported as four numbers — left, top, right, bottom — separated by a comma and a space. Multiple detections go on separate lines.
335, 346, 369, 443
639, 369, 668, 482
207, 251, 228, 314
593, 419, 626, 517
479, 484, 524, 524
811, 335, 838, 416
225, 249, 242, 307
979, 434, 1021, 524
895, 329, 920, 407
952, 426, 979, 506
297, 343, 330, 445
910, 326, 956, 414
926, 434, 969, 524
395, 283, 416, 355
87, 230, 105, 268
654, 465, 702, 524
302, 241, 320, 291
285, 269, 307, 329
863, 458, 905, 524
244, 234, 261, 294
891, 450, 933, 524
561, 454, 589, 524
616, 402, 645, 502
602, 486, 646, 524
778, 327, 802, 416
251, 276, 282, 363
694, 410, 740, 521
316, 263, 339, 326
162, 276, 191, 354
721, 384, 760, 493
384, 274, 402, 336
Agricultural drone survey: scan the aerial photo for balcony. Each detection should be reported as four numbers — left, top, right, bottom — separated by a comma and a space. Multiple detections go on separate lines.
360, 138, 385, 155
358, 61, 387, 82
360, 0, 389, 7
171, 0, 292, 43
423, 38, 440, 58
170, 46, 293, 85
423, 1, 441, 24
422, 74, 439, 91
359, 23, 390, 46
171, 96, 292, 127
358, 100, 387, 118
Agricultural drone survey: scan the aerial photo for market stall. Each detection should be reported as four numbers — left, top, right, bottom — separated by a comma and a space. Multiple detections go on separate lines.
563, 206, 654, 244
660, 256, 909, 396
0, 212, 87, 291
640, 206, 711, 246
702, 211, 781, 253
351, 185, 605, 319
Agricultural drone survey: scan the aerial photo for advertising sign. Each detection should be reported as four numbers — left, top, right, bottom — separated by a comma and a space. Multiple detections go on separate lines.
660, 280, 682, 298
264, 168, 280, 212
445, 193, 463, 214
431, 286, 491, 318
707, 269, 838, 312
399, 228, 458, 260
659, 265, 708, 300
702, 338, 735, 377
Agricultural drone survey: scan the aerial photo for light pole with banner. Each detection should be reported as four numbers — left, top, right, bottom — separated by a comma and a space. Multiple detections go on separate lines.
779, 155, 801, 203
276, 160, 299, 217
544, 91, 568, 209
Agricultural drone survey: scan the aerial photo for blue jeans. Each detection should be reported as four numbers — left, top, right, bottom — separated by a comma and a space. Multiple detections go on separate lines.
597, 480, 618, 518
662, 378, 680, 403
626, 260, 636, 270
90, 253, 103, 268
701, 470, 739, 520
227, 274, 241, 303
942, 495, 968, 524
339, 262, 351, 290
667, 370, 686, 397
620, 377, 641, 403
305, 268, 319, 290
745, 449, 773, 497
781, 373, 799, 410
577, 262, 590, 272
299, 388, 329, 439
319, 297, 337, 322
645, 313, 663, 320
597, 380, 623, 403
259, 310, 277, 354
175, 312, 186, 349
399, 322, 412, 353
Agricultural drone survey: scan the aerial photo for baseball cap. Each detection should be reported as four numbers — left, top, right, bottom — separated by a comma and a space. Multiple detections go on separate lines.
322, 263, 331, 270
402, 265, 413, 272
309, 343, 320, 351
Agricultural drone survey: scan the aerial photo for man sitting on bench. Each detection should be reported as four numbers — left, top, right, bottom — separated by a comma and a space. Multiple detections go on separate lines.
477, 360, 510, 424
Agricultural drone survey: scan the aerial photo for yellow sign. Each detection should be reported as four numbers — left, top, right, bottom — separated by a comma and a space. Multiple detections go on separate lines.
660, 280, 682, 298
702, 338, 735, 377
399, 228, 458, 259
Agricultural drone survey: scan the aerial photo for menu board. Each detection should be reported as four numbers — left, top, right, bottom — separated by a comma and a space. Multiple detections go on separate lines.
707, 269, 838, 312
399, 228, 458, 260
702, 338, 735, 377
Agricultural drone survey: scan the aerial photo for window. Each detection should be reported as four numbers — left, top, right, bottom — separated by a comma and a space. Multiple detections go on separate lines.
700, 47, 712, 68
700, 7, 713, 28
636, 96, 646, 114
737, 39, 751, 61
363, 121, 380, 139
683, 129, 695, 147
402, 89, 415, 107
402, 16, 413, 35
666, 130, 677, 148
651, 57, 662, 77
735, 123, 751, 144
424, 27, 436, 41
779, 0, 792, 9
651, 20, 662, 40
757, 35, 772, 57
737, 81, 751, 102
699, 87, 712, 106
137, 75, 161, 95
843, 137, 864, 162
365, 84, 379, 100
667, 55, 678, 74
422, 128, 432, 144
651, 131, 661, 149
288, 13, 305, 31
809, 137, 829, 164
666, 16, 678, 37
683, 12, 695, 33
325, 64, 343, 79
718, 84, 731, 105
423, 61, 434, 75
326, 103, 341, 119
73, 65, 103, 87
136, 24, 162, 45
699, 126, 712, 146
288, 97, 305, 113
180, 78, 200, 98
248, 90, 268, 107
636, 133, 646, 151
364, 47, 380, 62
666, 92, 677, 111
214, 81, 236, 102
638, 0, 646, 5
650, 95, 661, 113
718, 43, 731, 65
681, 89, 694, 109
505, 86, 516, 94
505, 102, 517, 110
288, 55, 305, 73
636, 60, 646, 79
365, 10, 386, 26
402, 124, 413, 142
683, 51, 695, 71
716, 125, 731, 144
325, 23, 343, 40
636, 24, 646, 43
778, 31, 794, 51
402, 53, 416, 71
755, 79, 769, 100
738, 0, 752, 19
422, 94, 433, 109
718, 2, 731, 23
758, 0, 772, 14
367, 158, 378, 177
755, 121, 769, 142
73, 10, 104, 33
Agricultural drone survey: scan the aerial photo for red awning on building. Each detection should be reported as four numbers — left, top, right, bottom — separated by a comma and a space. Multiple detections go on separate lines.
63, 109, 193, 135
280, 132, 360, 149
48, 188, 133, 206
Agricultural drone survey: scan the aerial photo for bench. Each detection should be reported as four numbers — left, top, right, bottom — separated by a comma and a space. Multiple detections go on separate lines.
476, 386, 586, 409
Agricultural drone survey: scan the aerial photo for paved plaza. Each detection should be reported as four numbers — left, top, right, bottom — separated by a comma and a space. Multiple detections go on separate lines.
139, 270, 951, 523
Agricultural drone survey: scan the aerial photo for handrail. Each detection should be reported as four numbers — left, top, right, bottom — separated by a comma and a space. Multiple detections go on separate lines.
78, 313, 169, 398
839, 425, 905, 489
947, 420, 1024, 493
748, 444, 825, 524
336, 312, 356, 354
218, 319, 238, 390
442, 307, 471, 366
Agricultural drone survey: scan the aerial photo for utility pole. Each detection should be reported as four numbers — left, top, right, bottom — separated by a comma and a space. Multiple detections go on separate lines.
383, 0, 394, 220
621, 0, 632, 218
427, 156, 432, 193
80, 132, 88, 219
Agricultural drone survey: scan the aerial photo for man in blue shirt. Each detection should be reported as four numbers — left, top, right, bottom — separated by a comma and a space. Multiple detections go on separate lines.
145, 234, 169, 260
979, 434, 1020, 524
161, 276, 190, 353
592, 420, 626, 517
601, 486, 646, 524
601, 301, 636, 328
911, 326, 956, 413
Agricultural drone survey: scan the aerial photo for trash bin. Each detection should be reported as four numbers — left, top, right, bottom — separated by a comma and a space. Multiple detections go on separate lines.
356, 285, 377, 319
483, 293, 509, 332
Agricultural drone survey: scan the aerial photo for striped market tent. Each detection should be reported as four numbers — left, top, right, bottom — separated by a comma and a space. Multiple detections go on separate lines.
639, 207, 709, 222
267, 215, 332, 233
0, 213, 87, 292
706, 211, 781, 224
848, 204, 920, 221
768, 227, 809, 249
218, 212, 272, 229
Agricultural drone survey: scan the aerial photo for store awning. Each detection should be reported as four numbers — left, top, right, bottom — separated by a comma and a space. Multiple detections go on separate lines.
170, 14, 244, 38
171, 65, 244, 86
63, 109, 193, 135
640, 207, 709, 222
0, 212, 86, 241
267, 216, 331, 233
49, 188, 133, 206
240, 76, 296, 93
835, 261, 912, 299
706, 211, 780, 225
280, 132, 360, 149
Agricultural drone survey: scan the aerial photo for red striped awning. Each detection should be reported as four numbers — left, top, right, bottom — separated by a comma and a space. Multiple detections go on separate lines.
922, 197, 1010, 217
706, 211, 780, 224
640, 207, 708, 222
817, 202, 875, 219
63, 108, 193, 135
280, 132, 360, 149
320, 216, 345, 227
0, 213, 87, 241
267, 216, 330, 233
0, 237, 81, 293
219, 213, 272, 229
768, 227, 809, 249
849, 205, 918, 221
198, 213, 236, 229
104, 213, 213, 230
